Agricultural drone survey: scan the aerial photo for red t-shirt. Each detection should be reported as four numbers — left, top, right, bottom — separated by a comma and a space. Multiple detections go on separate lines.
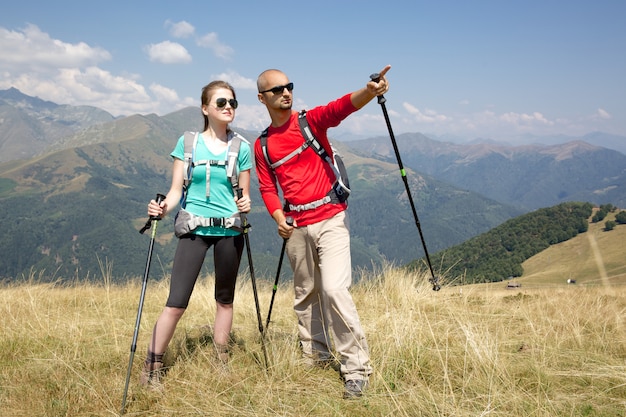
254, 93, 357, 226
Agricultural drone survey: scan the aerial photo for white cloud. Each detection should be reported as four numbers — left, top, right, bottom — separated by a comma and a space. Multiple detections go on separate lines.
4, 66, 157, 115
500, 111, 553, 126
596, 108, 611, 120
0, 24, 111, 71
231, 104, 271, 133
146, 41, 192, 64
403, 102, 448, 123
166, 20, 195, 38
196, 32, 234, 60
211, 71, 257, 90
0, 25, 180, 116
150, 83, 180, 102
149, 83, 196, 114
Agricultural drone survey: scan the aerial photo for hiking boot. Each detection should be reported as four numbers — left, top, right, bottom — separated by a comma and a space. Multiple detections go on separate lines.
139, 350, 164, 387
215, 343, 230, 364
343, 379, 367, 399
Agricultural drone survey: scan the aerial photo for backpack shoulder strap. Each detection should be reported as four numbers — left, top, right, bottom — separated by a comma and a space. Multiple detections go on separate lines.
260, 128, 271, 166
260, 125, 310, 170
260, 110, 326, 171
297, 110, 331, 161
298, 111, 350, 201
181, 131, 199, 207
226, 131, 248, 191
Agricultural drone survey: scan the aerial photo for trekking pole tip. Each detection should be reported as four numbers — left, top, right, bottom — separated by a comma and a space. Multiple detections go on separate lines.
430, 276, 441, 291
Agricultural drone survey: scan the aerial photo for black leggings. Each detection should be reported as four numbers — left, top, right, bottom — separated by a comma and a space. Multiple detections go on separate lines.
166, 234, 244, 308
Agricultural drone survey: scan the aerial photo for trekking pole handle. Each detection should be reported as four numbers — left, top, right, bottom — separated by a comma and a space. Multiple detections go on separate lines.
286, 216, 294, 227
235, 188, 250, 228
151, 193, 166, 221
140, 193, 166, 234
369, 73, 387, 104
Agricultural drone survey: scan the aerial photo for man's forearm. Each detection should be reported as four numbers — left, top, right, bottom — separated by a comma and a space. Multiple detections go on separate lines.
350, 87, 378, 110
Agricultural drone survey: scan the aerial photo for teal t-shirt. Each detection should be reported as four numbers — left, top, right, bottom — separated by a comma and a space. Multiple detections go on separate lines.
171, 132, 252, 237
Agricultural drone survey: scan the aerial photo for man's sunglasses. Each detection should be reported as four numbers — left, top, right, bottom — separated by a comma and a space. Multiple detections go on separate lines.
215, 98, 238, 109
259, 82, 294, 95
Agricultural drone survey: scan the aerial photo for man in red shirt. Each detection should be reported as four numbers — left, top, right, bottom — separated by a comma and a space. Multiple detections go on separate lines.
254, 65, 391, 398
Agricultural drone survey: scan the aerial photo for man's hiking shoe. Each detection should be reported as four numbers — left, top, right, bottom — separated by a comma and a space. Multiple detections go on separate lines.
343, 379, 367, 399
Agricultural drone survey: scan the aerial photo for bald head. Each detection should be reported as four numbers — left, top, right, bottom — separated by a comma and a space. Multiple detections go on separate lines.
257, 69, 287, 93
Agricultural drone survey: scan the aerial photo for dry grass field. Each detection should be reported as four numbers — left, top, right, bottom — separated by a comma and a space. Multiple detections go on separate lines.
1, 216, 625, 416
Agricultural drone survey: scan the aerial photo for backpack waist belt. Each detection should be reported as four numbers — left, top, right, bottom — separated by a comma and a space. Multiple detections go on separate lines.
284, 188, 343, 213
187, 215, 242, 229
174, 208, 243, 238
287, 196, 331, 213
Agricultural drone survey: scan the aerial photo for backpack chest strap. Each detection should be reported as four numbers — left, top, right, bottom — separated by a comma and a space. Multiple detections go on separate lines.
193, 159, 228, 198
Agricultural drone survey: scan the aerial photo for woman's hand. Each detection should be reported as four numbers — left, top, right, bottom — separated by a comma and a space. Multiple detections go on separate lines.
148, 199, 166, 218
235, 194, 251, 213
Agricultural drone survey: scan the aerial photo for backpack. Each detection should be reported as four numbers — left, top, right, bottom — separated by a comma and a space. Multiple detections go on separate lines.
181, 130, 246, 208
259, 110, 351, 208
173, 131, 247, 237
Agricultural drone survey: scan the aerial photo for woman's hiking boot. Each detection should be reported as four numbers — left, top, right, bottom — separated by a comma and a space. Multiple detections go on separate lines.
139, 350, 164, 387
215, 343, 230, 364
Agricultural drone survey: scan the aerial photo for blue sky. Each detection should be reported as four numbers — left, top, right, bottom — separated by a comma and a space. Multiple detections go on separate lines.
1, 0, 625, 143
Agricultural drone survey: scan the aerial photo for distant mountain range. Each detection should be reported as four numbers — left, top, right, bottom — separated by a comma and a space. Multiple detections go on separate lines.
421, 131, 626, 156
349, 133, 626, 210
0, 88, 624, 282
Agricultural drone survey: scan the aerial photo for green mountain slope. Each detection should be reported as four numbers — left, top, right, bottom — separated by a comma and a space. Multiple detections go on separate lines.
519, 209, 626, 286
414, 202, 599, 285
0, 112, 520, 282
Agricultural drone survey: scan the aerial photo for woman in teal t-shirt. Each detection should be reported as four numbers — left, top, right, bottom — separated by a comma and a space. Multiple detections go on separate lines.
141, 80, 252, 385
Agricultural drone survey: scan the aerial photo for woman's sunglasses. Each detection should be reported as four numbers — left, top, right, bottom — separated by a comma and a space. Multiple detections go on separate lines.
259, 82, 294, 95
215, 98, 238, 109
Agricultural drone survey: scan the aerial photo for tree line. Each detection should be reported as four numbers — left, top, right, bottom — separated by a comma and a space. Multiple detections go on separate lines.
410, 202, 597, 285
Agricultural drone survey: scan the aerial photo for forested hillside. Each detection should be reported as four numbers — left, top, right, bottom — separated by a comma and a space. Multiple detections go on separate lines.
412, 202, 596, 284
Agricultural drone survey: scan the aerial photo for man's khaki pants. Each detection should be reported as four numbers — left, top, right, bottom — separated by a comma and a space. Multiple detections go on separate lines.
286, 211, 372, 381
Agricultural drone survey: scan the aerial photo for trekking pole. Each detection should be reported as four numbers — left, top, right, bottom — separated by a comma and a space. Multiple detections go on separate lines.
236, 188, 269, 369
121, 193, 166, 415
264, 216, 294, 335
369, 72, 441, 291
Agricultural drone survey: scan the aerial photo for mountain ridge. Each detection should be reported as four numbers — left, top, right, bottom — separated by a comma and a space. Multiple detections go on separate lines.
1, 89, 623, 282
0, 99, 520, 281
348, 133, 626, 210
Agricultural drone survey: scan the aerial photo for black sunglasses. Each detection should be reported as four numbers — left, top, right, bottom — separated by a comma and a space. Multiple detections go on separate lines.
215, 98, 238, 109
259, 82, 294, 95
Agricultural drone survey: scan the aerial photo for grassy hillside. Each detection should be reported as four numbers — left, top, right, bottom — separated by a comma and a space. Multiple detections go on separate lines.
519, 209, 626, 287
1, 262, 625, 416
415, 202, 595, 285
